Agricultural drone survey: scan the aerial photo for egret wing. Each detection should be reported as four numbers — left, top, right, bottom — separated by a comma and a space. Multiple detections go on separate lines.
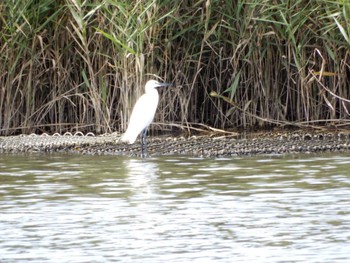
121, 92, 159, 144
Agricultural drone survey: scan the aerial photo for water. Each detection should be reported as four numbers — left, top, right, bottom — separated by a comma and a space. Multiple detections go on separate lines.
0, 153, 349, 263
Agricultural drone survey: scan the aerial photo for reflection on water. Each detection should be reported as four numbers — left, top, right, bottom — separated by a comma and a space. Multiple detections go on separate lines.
0, 153, 350, 263
124, 158, 159, 192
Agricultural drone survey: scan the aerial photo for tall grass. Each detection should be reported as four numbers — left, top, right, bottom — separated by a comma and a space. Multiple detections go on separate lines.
0, 0, 349, 135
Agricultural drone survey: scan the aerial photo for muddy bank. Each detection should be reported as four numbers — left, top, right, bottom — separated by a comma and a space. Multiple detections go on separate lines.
1, 130, 350, 157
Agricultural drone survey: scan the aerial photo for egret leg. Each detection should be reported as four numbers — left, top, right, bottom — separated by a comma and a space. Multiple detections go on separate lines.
140, 128, 148, 158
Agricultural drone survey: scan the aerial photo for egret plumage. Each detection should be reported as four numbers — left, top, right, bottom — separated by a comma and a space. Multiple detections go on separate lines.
120, 80, 172, 157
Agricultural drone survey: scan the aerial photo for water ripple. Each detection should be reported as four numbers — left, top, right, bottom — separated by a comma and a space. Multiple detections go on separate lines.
0, 153, 349, 262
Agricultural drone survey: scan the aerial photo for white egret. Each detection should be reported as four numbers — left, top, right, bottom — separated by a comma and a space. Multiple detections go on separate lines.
120, 79, 172, 157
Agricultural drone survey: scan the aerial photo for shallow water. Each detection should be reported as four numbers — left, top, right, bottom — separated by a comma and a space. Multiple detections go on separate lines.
0, 153, 349, 263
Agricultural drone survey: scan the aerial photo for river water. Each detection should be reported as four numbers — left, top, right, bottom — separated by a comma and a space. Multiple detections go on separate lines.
0, 153, 349, 262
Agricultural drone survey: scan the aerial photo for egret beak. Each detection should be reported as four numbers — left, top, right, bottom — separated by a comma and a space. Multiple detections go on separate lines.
157, 82, 173, 88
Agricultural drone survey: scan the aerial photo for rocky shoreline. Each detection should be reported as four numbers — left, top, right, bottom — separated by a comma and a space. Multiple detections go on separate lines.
1, 130, 350, 157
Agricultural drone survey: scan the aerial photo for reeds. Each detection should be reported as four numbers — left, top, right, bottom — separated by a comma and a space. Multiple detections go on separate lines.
1, 0, 350, 135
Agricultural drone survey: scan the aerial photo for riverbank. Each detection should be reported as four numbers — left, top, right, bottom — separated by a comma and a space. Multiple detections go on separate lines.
1, 130, 350, 157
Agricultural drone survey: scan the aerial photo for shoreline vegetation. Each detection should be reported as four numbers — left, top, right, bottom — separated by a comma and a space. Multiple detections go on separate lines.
1, 0, 350, 137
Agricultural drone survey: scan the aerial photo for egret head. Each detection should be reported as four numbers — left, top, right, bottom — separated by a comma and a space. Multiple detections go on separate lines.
145, 80, 172, 93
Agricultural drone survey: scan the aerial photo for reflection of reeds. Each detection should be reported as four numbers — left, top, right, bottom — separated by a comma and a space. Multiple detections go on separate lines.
1, 0, 350, 135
